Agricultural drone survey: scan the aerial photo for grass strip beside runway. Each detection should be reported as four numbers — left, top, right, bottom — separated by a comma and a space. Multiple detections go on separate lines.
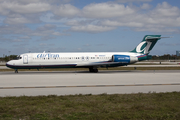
0, 92, 180, 120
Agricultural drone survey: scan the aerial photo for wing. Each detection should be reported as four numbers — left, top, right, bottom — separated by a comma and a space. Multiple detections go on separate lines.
76, 61, 124, 67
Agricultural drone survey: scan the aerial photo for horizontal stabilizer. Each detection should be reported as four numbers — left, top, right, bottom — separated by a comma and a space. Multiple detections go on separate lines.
145, 37, 171, 41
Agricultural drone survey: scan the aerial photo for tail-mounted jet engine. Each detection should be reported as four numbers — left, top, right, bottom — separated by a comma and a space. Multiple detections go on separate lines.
112, 55, 138, 64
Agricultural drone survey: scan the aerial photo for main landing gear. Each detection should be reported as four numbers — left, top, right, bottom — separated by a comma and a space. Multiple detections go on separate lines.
15, 69, 18, 73
89, 68, 98, 73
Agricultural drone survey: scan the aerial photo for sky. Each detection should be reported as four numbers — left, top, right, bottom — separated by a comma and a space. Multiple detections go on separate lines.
0, 0, 180, 57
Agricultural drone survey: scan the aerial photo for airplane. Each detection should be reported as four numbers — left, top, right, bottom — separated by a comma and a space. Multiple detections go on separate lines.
6, 35, 169, 73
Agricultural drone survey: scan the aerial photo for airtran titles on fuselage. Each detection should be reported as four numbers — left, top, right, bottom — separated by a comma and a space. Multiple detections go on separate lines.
37, 54, 59, 58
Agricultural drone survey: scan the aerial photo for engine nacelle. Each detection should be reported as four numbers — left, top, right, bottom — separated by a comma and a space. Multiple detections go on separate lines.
112, 55, 138, 63
112, 55, 130, 63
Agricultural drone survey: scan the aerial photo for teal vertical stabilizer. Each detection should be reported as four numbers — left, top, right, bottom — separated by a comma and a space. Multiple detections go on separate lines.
130, 35, 161, 55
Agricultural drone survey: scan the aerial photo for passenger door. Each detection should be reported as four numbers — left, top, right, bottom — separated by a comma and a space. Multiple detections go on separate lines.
23, 55, 28, 64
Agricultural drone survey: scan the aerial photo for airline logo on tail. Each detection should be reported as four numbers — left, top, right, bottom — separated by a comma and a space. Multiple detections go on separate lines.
130, 35, 161, 54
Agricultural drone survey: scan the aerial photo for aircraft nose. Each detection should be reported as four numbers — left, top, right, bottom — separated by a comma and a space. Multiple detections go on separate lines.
6, 61, 13, 67
6, 61, 11, 65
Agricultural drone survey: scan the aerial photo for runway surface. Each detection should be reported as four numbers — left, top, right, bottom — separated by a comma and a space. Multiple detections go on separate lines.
0, 70, 180, 97
0, 66, 9, 69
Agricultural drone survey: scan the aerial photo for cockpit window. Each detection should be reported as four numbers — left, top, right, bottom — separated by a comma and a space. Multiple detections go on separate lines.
16, 55, 22, 60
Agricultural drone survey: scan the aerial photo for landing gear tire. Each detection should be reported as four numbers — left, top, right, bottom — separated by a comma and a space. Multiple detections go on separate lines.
94, 68, 98, 73
89, 68, 98, 73
89, 68, 93, 72
15, 69, 18, 73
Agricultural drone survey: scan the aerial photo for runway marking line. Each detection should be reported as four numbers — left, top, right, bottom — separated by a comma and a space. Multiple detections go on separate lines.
1, 83, 180, 89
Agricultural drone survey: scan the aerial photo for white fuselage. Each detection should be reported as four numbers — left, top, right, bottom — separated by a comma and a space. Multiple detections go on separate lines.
5, 35, 165, 72
6, 52, 141, 69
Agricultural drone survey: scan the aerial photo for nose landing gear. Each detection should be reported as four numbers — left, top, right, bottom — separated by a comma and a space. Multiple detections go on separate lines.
15, 69, 18, 73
